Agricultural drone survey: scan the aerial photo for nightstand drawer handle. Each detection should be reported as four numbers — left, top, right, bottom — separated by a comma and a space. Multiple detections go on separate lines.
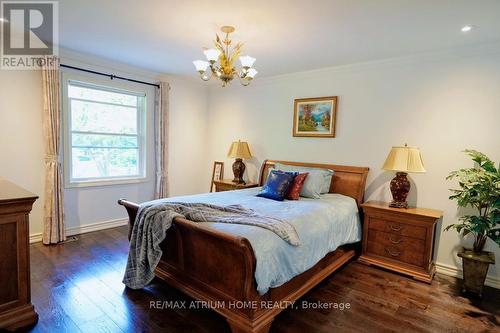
389, 224, 402, 232
385, 247, 401, 257
389, 236, 402, 244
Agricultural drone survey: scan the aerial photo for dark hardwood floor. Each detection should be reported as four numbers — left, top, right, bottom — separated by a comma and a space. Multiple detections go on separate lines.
27, 226, 499, 333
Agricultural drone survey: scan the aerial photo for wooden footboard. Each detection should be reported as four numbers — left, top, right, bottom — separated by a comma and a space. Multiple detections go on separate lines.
118, 160, 368, 333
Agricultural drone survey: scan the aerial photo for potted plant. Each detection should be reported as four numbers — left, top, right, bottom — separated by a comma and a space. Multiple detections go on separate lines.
445, 150, 499, 296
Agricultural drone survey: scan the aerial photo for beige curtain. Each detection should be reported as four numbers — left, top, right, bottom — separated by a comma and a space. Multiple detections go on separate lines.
42, 56, 65, 244
154, 82, 170, 199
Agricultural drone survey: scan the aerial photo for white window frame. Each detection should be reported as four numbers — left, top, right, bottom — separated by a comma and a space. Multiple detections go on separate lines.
62, 71, 149, 188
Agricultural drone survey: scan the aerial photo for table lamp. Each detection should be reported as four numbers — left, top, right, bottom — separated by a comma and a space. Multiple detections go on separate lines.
227, 140, 252, 184
382, 144, 426, 208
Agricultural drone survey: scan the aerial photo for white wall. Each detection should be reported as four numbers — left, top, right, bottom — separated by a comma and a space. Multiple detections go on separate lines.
0, 69, 45, 236
168, 76, 209, 196
0, 49, 209, 239
206, 46, 500, 285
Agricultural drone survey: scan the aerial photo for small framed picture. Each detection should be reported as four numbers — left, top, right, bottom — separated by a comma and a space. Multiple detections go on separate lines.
210, 161, 224, 192
293, 96, 338, 138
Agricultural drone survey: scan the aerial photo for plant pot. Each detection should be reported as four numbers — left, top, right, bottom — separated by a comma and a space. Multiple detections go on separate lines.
457, 248, 495, 297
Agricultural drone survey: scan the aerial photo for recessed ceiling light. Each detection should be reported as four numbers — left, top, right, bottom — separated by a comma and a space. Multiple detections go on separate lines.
461, 25, 473, 32
0, 18, 7, 23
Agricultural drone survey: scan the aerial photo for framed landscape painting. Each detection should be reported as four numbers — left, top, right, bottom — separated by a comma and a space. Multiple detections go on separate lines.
293, 96, 337, 137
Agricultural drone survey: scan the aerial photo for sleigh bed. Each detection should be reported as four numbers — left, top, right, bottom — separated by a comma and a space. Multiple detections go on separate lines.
118, 160, 369, 333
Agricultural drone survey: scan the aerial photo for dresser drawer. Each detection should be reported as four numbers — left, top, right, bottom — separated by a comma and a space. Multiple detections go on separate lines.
367, 230, 425, 267
215, 184, 234, 192
368, 217, 426, 240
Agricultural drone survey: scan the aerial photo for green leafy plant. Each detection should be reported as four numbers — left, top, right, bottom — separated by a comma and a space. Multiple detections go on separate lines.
445, 150, 500, 253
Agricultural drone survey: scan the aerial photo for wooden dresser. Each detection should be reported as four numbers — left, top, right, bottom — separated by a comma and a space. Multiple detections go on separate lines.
359, 201, 443, 283
213, 179, 258, 192
0, 179, 38, 330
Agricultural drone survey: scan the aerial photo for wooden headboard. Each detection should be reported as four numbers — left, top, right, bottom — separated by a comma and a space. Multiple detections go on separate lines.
259, 160, 369, 206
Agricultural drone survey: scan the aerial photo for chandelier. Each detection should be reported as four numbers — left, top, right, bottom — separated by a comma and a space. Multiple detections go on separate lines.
193, 26, 258, 87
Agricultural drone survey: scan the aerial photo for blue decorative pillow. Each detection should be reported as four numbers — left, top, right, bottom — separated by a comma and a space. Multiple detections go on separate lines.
257, 170, 296, 201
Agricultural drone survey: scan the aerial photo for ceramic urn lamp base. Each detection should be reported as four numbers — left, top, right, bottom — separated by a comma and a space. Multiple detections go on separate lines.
232, 158, 246, 184
389, 172, 410, 208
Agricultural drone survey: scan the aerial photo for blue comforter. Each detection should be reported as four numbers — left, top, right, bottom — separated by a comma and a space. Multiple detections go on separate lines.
142, 187, 361, 294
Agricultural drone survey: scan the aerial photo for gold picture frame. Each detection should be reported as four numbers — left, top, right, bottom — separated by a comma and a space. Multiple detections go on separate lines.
210, 161, 224, 192
293, 96, 338, 138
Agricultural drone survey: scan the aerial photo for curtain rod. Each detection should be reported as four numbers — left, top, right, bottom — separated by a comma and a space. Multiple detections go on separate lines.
60, 64, 160, 88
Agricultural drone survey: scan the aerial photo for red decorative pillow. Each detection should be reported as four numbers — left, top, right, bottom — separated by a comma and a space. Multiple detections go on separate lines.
286, 173, 309, 200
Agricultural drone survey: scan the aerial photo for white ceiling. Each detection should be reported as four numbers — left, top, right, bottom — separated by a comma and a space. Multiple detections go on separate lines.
59, 0, 500, 77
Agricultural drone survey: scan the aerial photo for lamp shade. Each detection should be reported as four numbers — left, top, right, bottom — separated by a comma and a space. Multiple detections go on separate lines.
239, 55, 256, 68
203, 48, 221, 62
382, 145, 426, 173
193, 60, 209, 72
227, 141, 252, 159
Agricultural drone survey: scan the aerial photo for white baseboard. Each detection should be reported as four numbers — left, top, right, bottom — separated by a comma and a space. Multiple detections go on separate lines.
435, 262, 500, 289
29, 218, 128, 244
29, 233, 43, 243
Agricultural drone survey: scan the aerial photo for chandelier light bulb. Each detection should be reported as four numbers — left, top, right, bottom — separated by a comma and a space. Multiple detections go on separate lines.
203, 49, 221, 62
246, 68, 258, 78
239, 56, 256, 68
193, 60, 209, 72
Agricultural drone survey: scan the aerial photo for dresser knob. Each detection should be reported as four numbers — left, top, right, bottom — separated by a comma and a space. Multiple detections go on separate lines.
385, 247, 401, 257
389, 236, 402, 244
389, 223, 402, 232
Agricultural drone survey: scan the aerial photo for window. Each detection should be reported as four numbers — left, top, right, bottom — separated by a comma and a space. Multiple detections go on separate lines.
63, 76, 147, 187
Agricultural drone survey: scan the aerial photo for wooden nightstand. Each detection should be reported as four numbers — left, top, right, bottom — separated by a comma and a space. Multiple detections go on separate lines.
213, 179, 258, 192
359, 201, 443, 283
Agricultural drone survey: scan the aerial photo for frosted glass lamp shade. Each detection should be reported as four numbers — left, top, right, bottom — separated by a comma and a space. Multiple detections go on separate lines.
382, 146, 426, 173
203, 49, 221, 62
227, 141, 252, 159
193, 60, 209, 72
246, 68, 258, 78
239, 55, 256, 68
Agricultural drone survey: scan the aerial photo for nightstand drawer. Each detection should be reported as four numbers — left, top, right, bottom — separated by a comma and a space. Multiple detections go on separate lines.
215, 183, 236, 192
368, 217, 427, 240
367, 230, 425, 266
